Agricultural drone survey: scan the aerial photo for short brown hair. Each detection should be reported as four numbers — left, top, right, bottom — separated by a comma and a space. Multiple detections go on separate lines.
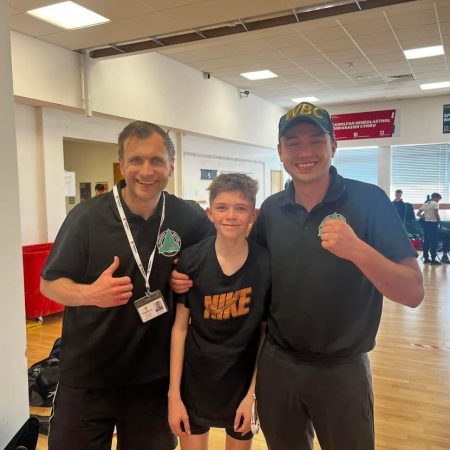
118, 121, 175, 160
207, 173, 258, 206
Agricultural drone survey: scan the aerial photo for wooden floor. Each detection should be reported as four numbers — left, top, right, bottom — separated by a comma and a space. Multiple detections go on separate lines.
27, 256, 450, 450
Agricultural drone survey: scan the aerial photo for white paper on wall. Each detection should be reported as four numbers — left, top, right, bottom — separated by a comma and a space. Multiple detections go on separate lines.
64, 171, 76, 197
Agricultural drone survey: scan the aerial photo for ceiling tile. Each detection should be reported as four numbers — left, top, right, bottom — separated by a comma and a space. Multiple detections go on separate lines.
386, 10, 437, 29
315, 38, 357, 52
10, 13, 63, 36
324, 49, 368, 63
8, 0, 50, 10
76, 0, 155, 20
261, 33, 308, 49
38, 30, 98, 50
436, 5, 450, 21
297, 27, 347, 43
117, 11, 184, 37
9, 6, 21, 15
336, 8, 384, 24
144, 0, 206, 10
74, 22, 146, 45
212, 0, 290, 19
339, 18, 391, 37
157, 1, 235, 29
394, 24, 440, 41
398, 37, 442, 49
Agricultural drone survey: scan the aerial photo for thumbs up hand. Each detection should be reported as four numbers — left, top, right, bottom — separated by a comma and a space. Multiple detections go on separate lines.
84, 256, 133, 308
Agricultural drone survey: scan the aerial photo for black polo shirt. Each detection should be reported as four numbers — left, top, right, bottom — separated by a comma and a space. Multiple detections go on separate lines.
250, 166, 415, 360
42, 180, 213, 388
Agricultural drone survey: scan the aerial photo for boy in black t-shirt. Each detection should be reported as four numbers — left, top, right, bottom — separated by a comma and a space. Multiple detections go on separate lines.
168, 174, 270, 450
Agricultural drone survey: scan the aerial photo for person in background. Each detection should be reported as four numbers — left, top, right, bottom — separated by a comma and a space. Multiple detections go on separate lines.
94, 183, 107, 196
169, 173, 270, 450
392, 189, 407, 224
171, 101, 424, 450
40, 121, 213, 450
417, 192, 442, 265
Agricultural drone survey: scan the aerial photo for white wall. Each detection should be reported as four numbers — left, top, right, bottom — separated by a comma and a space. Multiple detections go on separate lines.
181, 134, 280, 207
11, 31, 82, 109
89, 52, 284, 149
0, 8, 28, 448
15, 103, 47, 244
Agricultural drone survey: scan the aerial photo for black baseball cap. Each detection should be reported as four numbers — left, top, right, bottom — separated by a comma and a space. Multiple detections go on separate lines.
279, 102, 334, 138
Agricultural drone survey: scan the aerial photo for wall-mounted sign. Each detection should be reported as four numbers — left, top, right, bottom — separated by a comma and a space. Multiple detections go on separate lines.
331, 109, 396, 141
443, 104, 450, 134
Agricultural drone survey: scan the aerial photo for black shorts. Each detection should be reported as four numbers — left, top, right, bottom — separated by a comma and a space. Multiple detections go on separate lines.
190, 420, 253, 441
48, 379, 177, 450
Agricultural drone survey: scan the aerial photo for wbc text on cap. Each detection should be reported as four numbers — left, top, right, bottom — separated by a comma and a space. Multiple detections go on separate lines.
278, 102, 334, 138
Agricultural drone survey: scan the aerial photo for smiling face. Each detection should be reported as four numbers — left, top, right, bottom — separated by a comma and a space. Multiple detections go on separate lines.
207, 191, 256, 241
120, 133, 174, 217
278, 122, 336, 188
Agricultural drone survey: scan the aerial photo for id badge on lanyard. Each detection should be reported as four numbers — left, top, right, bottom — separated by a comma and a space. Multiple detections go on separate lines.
134, 290, 168, 323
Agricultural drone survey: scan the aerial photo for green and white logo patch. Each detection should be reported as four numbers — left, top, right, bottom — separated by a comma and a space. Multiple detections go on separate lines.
318, 212, 346, 237
157, 228, 181, 257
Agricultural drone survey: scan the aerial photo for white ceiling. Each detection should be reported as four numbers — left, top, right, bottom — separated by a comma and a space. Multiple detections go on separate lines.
8, 0, 450, 108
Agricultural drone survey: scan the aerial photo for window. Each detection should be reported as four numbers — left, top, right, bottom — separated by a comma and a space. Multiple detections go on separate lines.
332, 147, 378, 185
391, 143, 450, 220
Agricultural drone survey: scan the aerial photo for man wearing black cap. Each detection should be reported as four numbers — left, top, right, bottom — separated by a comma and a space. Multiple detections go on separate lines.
248, 102, 424, 449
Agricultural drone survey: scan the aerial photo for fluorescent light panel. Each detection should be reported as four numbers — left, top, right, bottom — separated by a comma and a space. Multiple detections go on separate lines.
27, 1, 110, 30
291, 97, 319, 103
404, 45, 444, 60
240, 70, 278, 80
420, 81, 450, 90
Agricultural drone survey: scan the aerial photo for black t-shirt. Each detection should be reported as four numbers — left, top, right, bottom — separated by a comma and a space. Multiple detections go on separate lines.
41, 180, 213, 388
250, 166, 416, 360
176, 236, 270, 427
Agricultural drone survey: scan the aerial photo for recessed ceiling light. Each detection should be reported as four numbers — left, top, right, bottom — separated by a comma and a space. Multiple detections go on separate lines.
240, 70, 278, 80
420, 81, 450, 90
27, 1, 110, 30
291, 97, 319, 103
404, 45, 444, 60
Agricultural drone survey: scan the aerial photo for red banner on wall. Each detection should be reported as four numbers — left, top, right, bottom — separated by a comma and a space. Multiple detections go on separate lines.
331, 109, 396, 141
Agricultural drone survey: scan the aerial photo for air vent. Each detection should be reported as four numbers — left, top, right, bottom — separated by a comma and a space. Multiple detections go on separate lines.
387, 74, 415, 80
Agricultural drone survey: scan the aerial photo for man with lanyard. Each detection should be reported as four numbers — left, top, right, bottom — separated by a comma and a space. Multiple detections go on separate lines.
171, 102, 424, 450
41, 121, 213, 450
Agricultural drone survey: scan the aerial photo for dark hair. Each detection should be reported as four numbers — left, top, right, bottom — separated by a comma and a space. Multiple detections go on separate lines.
395, 189, 403, 194
95, 183, 105, 191
207, 173, 258, 206
118, 121, 175, 161
431, 192, 442, 200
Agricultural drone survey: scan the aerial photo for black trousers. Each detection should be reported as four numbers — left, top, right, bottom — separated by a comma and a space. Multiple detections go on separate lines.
423, 221, 439, 259
256, 341, 374, 450
48, 379, 177, 450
